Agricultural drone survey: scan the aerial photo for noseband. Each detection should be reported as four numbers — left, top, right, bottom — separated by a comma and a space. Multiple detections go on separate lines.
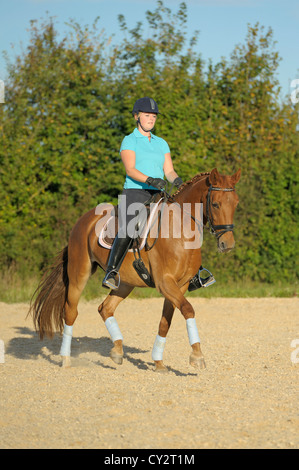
206, 185, 235, 239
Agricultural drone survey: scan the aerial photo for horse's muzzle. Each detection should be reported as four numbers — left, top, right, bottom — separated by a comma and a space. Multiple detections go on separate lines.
218, 237, 235, 253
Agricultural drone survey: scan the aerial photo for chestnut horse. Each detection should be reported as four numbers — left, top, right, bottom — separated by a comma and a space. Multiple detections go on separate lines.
29, 168, 241, 371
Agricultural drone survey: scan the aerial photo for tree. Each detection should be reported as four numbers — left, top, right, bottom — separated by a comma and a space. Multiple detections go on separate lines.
0, 2, 298, 285
0, 16, 125, 271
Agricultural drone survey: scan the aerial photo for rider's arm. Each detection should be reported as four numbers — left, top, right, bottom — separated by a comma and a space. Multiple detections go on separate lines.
121, 150, 148, 183
163, 153, 179, 182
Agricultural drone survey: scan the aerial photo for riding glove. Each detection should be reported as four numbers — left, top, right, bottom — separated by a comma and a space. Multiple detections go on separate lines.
146, 177, 166, 190
173, 177, 183, 188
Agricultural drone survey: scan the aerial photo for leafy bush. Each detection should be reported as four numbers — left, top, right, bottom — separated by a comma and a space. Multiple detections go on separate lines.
0, 2, 298, 287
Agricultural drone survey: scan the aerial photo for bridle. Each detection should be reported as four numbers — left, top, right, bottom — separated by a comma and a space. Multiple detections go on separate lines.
142, 181, 236, 246
206, 185, 235, 239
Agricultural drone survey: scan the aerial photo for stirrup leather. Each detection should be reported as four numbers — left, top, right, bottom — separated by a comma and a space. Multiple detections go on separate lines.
188, 266, 216, 292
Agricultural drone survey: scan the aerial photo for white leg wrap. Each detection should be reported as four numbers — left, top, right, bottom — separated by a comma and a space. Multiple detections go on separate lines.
186, 318, 200, 345
60, 324, 73, 356
152, 335, 166, 361
105, 317, 123, 342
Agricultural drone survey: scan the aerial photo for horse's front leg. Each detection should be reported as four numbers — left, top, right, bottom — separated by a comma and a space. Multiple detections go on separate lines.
186, 318, 206, 369
158, 275, 206, 371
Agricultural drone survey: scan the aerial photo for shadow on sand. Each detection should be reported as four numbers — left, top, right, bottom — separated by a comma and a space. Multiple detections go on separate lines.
6, 326, 197, 376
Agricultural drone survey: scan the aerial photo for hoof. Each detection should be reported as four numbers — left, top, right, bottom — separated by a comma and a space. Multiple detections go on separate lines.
110, 349, 123, 365
61, 356, 71, 368
154, 361, 169, 373
189, 353, 206, 370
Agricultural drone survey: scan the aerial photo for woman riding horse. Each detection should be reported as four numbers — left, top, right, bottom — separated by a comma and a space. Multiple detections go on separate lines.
28, 97, 241, 371
102, 97, 183, 289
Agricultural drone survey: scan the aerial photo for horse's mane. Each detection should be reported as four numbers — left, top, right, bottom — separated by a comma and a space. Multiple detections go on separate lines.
172, 172, 210, 198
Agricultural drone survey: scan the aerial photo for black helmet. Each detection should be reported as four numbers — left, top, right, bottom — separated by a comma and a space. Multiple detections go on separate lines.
132, 97, 160, 116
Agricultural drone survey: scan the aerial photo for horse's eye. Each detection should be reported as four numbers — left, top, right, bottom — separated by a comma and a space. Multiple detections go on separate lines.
212, 202, 220, 209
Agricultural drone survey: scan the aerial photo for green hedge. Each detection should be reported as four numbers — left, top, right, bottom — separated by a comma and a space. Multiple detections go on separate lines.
0, 1, 298, 285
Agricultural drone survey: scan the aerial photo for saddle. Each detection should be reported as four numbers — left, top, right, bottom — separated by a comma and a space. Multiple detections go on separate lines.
98, 193, 164, 287
97, 194, 216, 290
98, 192, 164, 253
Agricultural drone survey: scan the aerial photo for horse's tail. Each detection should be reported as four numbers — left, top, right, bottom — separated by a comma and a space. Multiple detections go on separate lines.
28, 246, 69, 339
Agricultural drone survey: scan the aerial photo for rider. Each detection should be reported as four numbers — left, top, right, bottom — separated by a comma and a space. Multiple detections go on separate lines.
102, 97, 183, 290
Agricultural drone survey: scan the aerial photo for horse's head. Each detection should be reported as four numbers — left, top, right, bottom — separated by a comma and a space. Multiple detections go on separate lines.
206, 168, 241, 253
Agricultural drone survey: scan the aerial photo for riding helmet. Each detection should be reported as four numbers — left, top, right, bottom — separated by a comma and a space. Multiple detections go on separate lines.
132, 97, 160, 116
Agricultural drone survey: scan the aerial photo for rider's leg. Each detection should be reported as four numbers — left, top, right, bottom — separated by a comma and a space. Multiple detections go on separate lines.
188, 266, 216, 291
102, 188, 159, 290
102, 233, 132, 289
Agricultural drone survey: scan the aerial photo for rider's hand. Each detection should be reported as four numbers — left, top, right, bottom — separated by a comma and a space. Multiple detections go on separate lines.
173, 177, 183, 188
146, 177, 166, 190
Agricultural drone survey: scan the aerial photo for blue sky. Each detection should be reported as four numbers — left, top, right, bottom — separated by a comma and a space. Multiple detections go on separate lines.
0, 0, 298, 100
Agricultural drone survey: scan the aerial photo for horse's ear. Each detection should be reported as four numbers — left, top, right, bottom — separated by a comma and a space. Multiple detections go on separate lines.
231, 169, 241, 186
209, 168, 220, 186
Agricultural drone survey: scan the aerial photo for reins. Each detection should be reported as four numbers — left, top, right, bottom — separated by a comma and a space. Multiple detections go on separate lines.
130, 177, 236, 287
133, 178, 236, 257
138, 181, 176, 252
131, 182, 176, 287
164, 180, 236, 240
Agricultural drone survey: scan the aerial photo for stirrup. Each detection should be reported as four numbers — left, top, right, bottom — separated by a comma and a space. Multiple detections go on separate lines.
188, 267, 216, 292
102, 269, 121, 290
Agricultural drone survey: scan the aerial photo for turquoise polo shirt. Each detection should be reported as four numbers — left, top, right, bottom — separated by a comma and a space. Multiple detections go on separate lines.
120, 128, 170, 190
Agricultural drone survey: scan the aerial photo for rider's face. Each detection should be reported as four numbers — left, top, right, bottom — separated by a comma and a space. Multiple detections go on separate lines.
135, 112, 157, 131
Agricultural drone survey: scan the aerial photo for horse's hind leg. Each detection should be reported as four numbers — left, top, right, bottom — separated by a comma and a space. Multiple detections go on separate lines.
157, 275, 206, 370
153, 298, 175, 373
60, 250, 92, 367
98, 283, 134, 365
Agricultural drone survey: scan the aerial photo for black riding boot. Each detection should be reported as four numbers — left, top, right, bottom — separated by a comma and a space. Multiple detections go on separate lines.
188, 267, 216, 292
102, 234, 132, 290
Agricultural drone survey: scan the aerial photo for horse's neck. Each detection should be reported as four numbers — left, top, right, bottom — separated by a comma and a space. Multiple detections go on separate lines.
174, 175, 208, 205
169, 176, 209, 237
157, 177, 208, 256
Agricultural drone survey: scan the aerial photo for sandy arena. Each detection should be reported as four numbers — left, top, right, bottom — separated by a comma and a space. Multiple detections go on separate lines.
0, 297, 298, 449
